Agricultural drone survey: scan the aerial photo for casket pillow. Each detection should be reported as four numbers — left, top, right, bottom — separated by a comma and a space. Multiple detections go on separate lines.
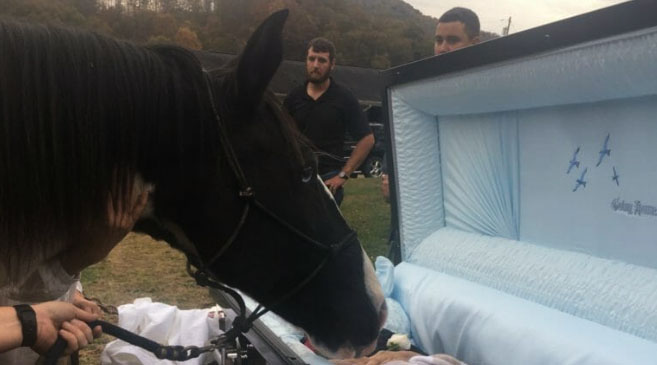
375, 256, 411, 335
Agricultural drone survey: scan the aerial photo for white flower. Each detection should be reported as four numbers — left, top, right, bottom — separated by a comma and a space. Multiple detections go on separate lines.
386, 333, 411, 351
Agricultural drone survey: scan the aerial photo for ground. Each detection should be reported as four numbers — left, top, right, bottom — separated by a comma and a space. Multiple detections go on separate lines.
78, 177, 390, 364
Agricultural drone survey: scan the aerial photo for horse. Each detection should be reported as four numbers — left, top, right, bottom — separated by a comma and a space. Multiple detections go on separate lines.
0, 9, 386, 359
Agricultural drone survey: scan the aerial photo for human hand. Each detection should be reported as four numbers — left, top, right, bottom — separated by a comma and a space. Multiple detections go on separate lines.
324, 175, 347, 195
31, 301, 101, 355
72, 290, 102, 317
331, 350, 418, 365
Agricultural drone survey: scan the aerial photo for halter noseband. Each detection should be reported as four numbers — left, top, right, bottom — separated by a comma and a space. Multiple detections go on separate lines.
187, 72, 357, 336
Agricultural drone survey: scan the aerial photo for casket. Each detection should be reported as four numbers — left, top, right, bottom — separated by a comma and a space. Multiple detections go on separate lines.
212, 1, 657, 364
380, 1, 657, 364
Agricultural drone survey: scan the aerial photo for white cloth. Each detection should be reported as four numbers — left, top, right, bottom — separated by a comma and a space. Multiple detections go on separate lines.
0, 257, 80, 364
101, 298, 223, 365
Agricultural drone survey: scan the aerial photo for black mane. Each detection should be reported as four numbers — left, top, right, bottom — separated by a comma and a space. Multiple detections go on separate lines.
0, 19, 215, 261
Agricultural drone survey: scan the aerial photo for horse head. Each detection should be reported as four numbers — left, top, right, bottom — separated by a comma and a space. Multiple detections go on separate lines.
0, 9, 385, 359
138, 10, 386, 358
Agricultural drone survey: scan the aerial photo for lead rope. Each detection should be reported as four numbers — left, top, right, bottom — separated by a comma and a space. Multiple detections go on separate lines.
43, 295, 234, 365
44, 319, 232, 364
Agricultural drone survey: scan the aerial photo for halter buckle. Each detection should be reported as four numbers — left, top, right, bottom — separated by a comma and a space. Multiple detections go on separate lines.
239, 187, 255, 198
329, 243, 341, 258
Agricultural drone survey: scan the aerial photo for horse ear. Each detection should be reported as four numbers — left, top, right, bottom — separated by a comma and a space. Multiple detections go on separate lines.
235, 9, 288, 111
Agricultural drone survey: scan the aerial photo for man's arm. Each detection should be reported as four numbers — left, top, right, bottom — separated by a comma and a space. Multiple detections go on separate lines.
0, 306, 23, 352
343, 133, 374, 176
324, 88, 373, 193
0, 302, 100, 354
324, 133, 374, 193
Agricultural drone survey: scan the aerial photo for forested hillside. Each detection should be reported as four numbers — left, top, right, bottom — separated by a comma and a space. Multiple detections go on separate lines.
0, 0, 497, 68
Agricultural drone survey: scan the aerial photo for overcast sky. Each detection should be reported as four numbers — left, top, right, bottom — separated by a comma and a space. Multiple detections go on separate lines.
404, 0, 627, 34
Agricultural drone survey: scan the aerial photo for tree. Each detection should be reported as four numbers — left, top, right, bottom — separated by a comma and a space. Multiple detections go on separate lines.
0, 0, 473, 68
174, 25, 202, 49
70, 0, 98, 16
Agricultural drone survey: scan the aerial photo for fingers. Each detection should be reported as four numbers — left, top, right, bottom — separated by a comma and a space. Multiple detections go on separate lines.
72, 305, 98, 323
66, 319, 93, 344
58, 330, 77, 356
72, 291, 103, 316
324, 176, 345, 195
327, 182, 337, 194
86, 302, 102, 316
59, 319, 93, 355
78, 300, 102, 316
93, 325, 103, 338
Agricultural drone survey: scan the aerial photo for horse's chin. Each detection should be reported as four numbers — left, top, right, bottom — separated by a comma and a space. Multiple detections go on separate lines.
304, 247, 386, 360
306, 333, 378, 360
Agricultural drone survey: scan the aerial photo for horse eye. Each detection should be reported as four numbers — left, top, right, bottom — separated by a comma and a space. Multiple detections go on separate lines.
302, 166, 314, 183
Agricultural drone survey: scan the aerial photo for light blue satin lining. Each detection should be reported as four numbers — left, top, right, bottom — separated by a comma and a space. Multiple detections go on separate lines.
393, 262, 657, 365
440, 113, 519, 239
408, 227, 657, 342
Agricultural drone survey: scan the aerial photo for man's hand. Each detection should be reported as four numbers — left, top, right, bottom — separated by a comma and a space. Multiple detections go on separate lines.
324, 175, 348, 195
31, 301, 101, 355
72, 290, 102, 317
331, 350, 418, 365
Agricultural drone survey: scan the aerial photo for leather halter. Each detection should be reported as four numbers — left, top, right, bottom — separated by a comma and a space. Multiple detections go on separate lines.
44, 70, 359, 365
187, 72, 358, 334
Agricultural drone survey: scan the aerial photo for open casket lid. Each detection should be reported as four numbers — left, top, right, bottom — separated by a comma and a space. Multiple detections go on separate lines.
380, 1, 657, 363
382, 0, 657, 262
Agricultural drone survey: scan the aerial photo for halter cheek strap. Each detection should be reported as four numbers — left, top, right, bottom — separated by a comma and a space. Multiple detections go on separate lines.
45, 71, 359, 364
187, 72, 358, 331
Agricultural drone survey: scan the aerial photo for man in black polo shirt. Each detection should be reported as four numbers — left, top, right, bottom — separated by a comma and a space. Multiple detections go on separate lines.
284, 37, 374, 206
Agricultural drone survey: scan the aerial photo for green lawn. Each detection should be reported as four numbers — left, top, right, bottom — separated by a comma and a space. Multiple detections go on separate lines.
341, 177, 392, 260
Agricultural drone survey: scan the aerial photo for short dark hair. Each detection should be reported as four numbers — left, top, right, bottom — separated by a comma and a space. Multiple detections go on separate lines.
438, 7, 480, 39
307, 37, 335, 62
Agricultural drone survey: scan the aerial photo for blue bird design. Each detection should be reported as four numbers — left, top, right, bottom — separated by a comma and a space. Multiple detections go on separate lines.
566, 146, 580, 174
573, 167, 588, 192
596, 134, 611, 167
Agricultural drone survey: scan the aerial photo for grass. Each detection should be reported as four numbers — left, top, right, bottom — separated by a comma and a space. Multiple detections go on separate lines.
341, 177, 392, 260
78, 177, 390, 364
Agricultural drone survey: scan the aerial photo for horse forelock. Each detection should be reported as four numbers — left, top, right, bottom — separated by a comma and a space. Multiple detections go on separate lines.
0, 19, 215, 269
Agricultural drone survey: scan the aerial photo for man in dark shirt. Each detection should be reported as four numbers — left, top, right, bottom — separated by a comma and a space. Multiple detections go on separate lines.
284, 37, 374, 206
